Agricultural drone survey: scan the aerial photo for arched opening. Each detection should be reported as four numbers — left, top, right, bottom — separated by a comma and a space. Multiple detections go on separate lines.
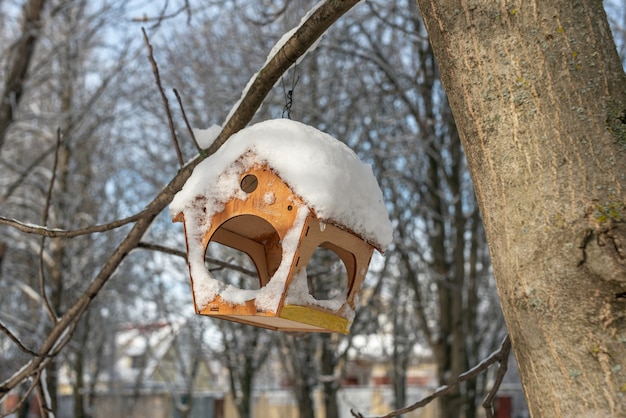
205, 241, 260, 290
205, 214, 283, 290
305, 245, 350, 301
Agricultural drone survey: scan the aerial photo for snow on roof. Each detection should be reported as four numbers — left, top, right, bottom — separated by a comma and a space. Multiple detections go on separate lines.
170, 119, 393, 313
170, 119, 393, 250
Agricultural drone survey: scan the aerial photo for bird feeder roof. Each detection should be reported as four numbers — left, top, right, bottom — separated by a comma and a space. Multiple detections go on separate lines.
170, 119, 393, 251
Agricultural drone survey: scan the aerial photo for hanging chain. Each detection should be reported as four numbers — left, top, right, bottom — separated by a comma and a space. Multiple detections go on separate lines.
282, 66, 300, 119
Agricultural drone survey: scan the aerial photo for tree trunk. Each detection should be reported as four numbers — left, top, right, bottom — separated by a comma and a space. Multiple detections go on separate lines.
237, 361, 253, 418
0, 0, 47, 149
320, 334, 339, 418
73, 348, 85, 418
415, 0, 626, 416
284, 334, 317, 418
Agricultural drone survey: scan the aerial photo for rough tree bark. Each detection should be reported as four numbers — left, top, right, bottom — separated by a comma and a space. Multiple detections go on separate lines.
415, 0, 626, 416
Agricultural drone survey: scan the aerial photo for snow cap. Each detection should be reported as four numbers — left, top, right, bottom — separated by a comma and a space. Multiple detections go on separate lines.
170, 119, 393, 251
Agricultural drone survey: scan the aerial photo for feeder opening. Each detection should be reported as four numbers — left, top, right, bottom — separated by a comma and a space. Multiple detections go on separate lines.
206, 214, 283, 289
205, 241, 260, 290
306, 245, 350, 301
240, 174, 258, 193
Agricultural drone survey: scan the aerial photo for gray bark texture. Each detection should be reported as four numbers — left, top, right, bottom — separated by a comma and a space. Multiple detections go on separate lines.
415, 0, 626, 416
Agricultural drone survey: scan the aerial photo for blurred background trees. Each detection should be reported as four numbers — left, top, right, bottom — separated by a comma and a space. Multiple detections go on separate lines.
1, 0, 624, 417
0, 0, 156, 415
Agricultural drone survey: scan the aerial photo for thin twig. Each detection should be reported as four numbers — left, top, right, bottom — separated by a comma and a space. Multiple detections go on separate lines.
351, 335, 512, 418
0, 320, 39, 356
39, 129, 60, 233
142, 27, 184, 167
173, 88, 201, 151
136, 242, 187, 259
482, 335, 512, 417
136, 242, 258, 277
36, 372, 53, 418
0, 211, 144, 238
0, 375, 39, 418
38, 128, 62, 323
131, 5, 190, 27
132, 0, 192, 28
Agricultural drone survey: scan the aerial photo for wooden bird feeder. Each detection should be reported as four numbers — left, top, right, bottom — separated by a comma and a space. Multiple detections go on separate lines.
173, 163, 377, 334
171, 120, 392, 334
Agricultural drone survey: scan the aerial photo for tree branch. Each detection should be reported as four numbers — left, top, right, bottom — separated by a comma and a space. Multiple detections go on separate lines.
36, 371, 53, 418
482, 335, 512, 418
38, 128, 62, 323
136, 242, 259, 278
0, 319, 39, 356
142, 27, 184, 167
131, 0, 193, 28
0, 212, 144, 238
0, 375, 39, 417
173, 88, 201, 152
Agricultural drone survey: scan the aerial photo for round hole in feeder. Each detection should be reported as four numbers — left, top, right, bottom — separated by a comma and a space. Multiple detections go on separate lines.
306, 246, 350, 301
240, 174, 258, 193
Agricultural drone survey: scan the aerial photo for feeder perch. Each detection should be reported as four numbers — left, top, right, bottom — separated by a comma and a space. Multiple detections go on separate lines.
171, 120, 392, 334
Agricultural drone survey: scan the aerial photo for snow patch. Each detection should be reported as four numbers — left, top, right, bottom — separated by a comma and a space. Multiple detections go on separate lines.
284, 268, 346, 311
263, 191, 276, 205
193, 125, 221, 149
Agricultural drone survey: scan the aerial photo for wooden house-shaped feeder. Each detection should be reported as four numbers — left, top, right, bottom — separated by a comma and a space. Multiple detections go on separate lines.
170, 119, 393, 334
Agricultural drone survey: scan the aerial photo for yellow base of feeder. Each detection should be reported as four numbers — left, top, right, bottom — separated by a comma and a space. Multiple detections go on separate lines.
279, 305, 349, 334
198, 300, 349, 334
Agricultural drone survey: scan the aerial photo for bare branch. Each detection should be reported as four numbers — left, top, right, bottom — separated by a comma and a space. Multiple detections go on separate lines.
136, 242, 187, 259
0, 320, 39, 356
244, 1, 289, 26
351, 335, 512, 418
0, 211, 144, 238
0, 376, 38, 418
37, 128, 62, 323
132, 0, 192, 28
142, 27, 184, 167
135, 242, 258, 278
173, 88, 201, 152
35, 371, 53, 418
482, 335, 512, 418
